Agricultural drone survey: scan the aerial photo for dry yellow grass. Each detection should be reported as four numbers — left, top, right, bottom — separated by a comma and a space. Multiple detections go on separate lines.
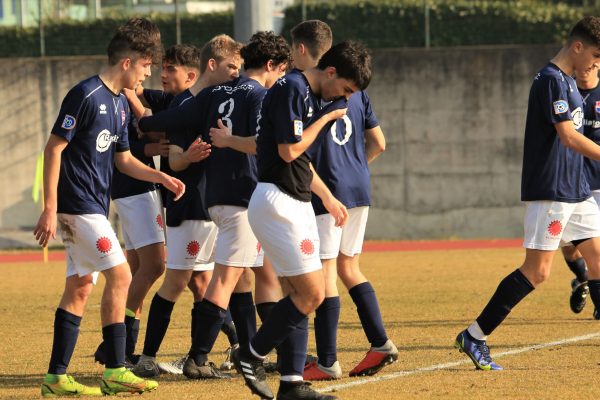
1, 247, 600, 399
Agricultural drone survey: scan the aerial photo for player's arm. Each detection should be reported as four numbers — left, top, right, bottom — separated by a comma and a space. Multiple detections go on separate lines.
169, 139, 211, 172
209, 119, 257, 154
309, 163, 348, 227
123, 88, 147, 120
556, 121, 600, 160
114, 150, 185, 200
278, 107, 348, 163
33, 135, 69, 247
365, 125, 386, 164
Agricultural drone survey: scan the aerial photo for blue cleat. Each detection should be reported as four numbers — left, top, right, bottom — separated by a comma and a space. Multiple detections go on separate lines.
455, 330, 503, 371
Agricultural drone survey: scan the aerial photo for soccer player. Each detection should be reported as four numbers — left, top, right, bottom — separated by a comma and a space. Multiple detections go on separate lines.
93, 17, 166, 369
34, 25, 184, 397
232, 41, 372, 400
291, 21, 396, 379
560, 68, 600, 320
455, 16, 600, 371
128, 36, 244, 378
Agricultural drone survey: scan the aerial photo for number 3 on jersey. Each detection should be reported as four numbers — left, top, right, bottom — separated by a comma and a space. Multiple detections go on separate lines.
218, 98, 235, 131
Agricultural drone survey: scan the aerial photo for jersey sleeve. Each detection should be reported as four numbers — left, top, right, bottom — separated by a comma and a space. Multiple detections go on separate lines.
268, 81, 306, 144
138, 93, 204, 134
51, 85, 90, 142
362, 91, 380, 129
541, 76, 573, 125
143, 89, 173, 113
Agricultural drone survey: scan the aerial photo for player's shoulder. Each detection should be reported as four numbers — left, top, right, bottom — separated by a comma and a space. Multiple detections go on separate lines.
67, 75, 103, 102
533, 63, 569, 86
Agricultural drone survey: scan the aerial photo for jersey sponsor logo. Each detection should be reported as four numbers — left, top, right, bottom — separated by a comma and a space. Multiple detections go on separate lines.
95, 129, 119, 153
187, 240, 200, 257
99, 104, 107, 115
300, 238, 315, 255
96, 237, 112, 254
294, 120, 303, 137
330, 115, 353, 146
547, 220, 562, 237
571, 107, 583, 130
553, 100, 568, 115
595, 101, 600, 113
60, 114, 76, 130
121, 110, 126, 126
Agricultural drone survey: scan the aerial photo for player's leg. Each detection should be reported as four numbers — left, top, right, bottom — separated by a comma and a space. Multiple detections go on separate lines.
562, 245, 589, 313
229, 268, 253, 349
572, 239, 600, 320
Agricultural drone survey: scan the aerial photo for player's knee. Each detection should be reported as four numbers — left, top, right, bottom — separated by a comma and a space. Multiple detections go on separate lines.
146, 259, 165, 282
298, 286, 325, 313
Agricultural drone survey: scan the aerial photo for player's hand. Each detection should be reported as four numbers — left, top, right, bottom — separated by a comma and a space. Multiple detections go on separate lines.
33, 209, 57, 247
144, 139, 170, 157
122, 88, 137, 101
325, 107, 347, 122
209, 119, 232, 148
185, 139, 211, 163
322, 196, 349, 227
161, 174, 186, 201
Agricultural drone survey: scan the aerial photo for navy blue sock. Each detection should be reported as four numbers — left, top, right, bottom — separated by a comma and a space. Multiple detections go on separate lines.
124, 315, 139, 357
476, 269, 535, 335
103, 323, 126, 369
566, 257, 588, 283
314, 296, 340, 367
191, 301, 201, 341
221, 307, 239, 346
142, 294, 174, 357
189, 300, 226, 363
249, 296, 307, 356
349, 282, 388, 347
48, 308, 81, 375
229, 292, 256, 348
588, 280, 600, 310
256, 302, 276, 323
278, 316, 308, 377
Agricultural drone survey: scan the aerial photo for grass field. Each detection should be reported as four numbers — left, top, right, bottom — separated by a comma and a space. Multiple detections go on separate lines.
1, 245, 600, 399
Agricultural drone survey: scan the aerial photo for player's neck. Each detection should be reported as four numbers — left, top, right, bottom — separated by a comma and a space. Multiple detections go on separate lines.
245, 69, 267, 87
302, 68, 322, 96
550, 48, 575, 76
99, 68, 124, 95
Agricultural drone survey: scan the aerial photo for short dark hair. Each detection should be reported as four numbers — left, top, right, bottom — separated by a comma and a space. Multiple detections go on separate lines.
200, 34, 243, 73
290, 19, 332, 59
107, 27, 162, 66
569, 16, 600, 47
164, 44, 201, 70
317, 41, 372, 90
119, 17, 163, 64
240, 31, 291, 71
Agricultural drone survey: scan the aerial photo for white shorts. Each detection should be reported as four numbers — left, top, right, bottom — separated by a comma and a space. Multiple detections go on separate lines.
317, 206, 369, 259
166, 220, 217, 271
209, 205, 264, 268
58, 213, 126, 281
523, 197, 600, 250
248, 183, 321, 277
113, 190, 165, 250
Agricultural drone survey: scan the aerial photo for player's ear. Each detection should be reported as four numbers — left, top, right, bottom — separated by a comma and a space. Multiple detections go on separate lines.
207, 58, 217, 72
298, 43, 307, 56
266, 59, 274, 71
325, 66, 337, 78
122, 58, 131, 70
187, 69, 198, 83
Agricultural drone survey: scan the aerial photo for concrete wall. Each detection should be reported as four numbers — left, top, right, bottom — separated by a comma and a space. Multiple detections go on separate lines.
0, 45, 558, 239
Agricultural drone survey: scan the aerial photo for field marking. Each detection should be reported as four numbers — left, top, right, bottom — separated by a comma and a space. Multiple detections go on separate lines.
318, 331, 600, 393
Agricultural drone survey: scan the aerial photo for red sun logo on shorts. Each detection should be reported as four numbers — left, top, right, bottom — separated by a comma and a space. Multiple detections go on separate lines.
256, 242, 262, 253
547, 220, 563, 237
187, 241, 200, 256
300, 239, 314, 255
156, 214, 164, 229
96, 237, 112, 254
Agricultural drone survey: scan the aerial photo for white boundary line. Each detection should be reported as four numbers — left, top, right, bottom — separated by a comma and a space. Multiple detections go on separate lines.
318, 332, 600, 394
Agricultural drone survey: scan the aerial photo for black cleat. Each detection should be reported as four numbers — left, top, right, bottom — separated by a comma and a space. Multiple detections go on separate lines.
182, 356, 231, 380
570, 279, 589, 314
231, 347, 274, 399
276, 381, 338, 400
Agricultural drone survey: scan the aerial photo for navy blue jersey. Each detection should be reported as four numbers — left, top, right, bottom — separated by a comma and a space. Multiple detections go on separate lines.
521, 63, 588, 202
307, 91, 379, 215
580, 82, 600, 190
198, 76, 266, 208
256, 70, 322, 201
52, 75, 130, 216
111, 113, 156, 200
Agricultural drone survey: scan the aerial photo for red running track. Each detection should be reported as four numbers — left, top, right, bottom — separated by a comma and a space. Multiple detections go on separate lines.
0, 238, 522, 264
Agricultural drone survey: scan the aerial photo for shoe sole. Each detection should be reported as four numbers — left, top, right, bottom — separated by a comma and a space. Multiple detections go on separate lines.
231, 352, 274, 399
100, 380, 153, 395
349, 353, 398, 377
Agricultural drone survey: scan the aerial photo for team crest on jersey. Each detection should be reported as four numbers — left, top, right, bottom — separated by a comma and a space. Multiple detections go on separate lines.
121, 110, 126, 126
553, 100, 568, 115
96, 129, 119, 152
595, 101, 600, 113
99, 104, 107, 115
61, 114, 76, 130
294, 120, 303, 137
572, 107, 583, 129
